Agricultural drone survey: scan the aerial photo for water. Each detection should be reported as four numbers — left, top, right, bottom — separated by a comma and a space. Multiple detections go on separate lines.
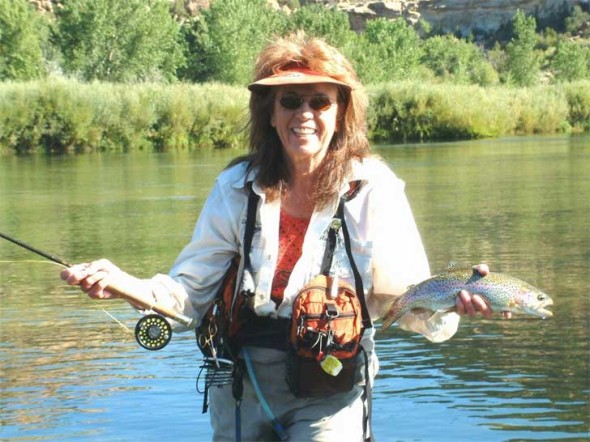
1, 135, 588, 441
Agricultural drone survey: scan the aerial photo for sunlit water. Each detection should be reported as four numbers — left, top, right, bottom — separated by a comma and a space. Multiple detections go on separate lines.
1, 135, 588, 441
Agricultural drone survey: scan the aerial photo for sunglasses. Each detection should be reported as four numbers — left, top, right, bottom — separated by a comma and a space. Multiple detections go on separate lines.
278, 93, 336, 112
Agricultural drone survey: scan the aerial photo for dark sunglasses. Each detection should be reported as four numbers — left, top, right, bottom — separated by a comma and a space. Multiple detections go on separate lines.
278, 93, 336, 112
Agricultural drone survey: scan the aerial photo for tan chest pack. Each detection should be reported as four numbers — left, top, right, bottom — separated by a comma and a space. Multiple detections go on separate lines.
286, 182, 372, 397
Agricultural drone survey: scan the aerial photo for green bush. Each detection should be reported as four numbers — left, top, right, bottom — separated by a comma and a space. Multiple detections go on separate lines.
563, 81, 590, 132
505, 10, 542, 86
0, 80, 250, 153
508, 86, 570, 134
148, 83, 248, 150
550, 39, 590, 82
285, 4, 353, 49
55, 0, 185, 82
0, 79, 587, 153
178, 0, 284, 85
366, 82, 578, 142
358, 18, 424, 83
367, 83, 514, 142
0, 0, 48, 80
421, 35, 499, 85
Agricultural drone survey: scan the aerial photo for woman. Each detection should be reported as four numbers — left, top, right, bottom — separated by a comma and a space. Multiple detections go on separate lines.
61, 32, 500, 441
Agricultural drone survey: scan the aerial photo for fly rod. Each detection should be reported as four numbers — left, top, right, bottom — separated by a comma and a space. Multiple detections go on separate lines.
1, 231, 193, 350
0, 232, 72, 267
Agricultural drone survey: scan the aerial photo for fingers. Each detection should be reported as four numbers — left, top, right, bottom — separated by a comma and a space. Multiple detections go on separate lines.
80, 269, 112, 298
463, 264, 510, 320
60, 262, 91, 284
456, 290, 494, 319
472, 263, 490, 276
60, 259, 118, 299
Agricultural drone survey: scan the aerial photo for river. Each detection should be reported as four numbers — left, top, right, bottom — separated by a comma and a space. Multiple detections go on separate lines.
1, 135, 588, 441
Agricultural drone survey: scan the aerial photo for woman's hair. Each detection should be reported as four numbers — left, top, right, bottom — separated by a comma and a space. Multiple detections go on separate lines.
244, 31, 370, 208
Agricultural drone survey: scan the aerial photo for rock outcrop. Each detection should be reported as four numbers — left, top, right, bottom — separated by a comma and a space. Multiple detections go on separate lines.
29, 0, 584, 39
299, 0, 581, 35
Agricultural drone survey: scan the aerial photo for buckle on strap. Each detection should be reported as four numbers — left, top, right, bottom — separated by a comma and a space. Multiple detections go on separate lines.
325, 302, 339, 318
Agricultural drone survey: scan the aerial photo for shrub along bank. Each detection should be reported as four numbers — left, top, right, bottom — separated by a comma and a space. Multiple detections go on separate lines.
0, 79, 588, 153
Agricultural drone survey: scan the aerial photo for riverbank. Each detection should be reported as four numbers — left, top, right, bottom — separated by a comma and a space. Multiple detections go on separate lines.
0, 79, 588, 153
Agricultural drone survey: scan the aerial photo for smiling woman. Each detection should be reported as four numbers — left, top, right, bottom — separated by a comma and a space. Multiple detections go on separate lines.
58, 31, 501, 441
270, 83, 341, 217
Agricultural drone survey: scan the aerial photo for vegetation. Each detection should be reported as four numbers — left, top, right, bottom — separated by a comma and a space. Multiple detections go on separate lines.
0, 0, 589, 152
0, 80, 249, 153
1, 79, 587, 153
0, 0, 49, 80
54, 0, 185, 82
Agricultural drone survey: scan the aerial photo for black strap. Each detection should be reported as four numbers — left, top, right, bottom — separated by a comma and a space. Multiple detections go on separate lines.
340, 206, 372, 330
361, 347, 374, 442
229, 182, 259, 317
320, 213, 339, 276
242, 182, 259, 272
320, 181, 360, 276
320, 181, 372, 330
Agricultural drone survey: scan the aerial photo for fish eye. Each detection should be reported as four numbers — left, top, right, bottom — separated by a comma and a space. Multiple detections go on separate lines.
537, 294, 546, 301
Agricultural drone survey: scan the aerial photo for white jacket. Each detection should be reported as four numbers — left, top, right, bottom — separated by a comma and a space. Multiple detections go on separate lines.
148, 156, 461, 346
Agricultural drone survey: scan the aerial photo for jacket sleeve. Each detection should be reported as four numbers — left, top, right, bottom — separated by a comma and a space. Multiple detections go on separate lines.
147, 175, 242, 332
368, 163, 460, 342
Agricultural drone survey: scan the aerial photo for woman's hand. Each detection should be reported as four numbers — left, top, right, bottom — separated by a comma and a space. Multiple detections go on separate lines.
60, 259, 122, 300
455, 264, 512, 319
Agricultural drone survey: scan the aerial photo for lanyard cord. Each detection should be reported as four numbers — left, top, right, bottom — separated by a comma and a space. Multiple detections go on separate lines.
242, 347, 290, 441
319, 182, 372, 330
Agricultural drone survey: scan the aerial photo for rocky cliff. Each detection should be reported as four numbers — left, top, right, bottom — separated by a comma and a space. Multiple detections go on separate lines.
297, 0, 582, 36
31, 0, 585, 39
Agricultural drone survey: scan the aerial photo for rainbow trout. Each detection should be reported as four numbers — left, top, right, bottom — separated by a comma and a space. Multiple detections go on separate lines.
380, 267, 554, 330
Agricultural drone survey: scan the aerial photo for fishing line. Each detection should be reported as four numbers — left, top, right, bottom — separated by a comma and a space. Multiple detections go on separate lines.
99, 308, 133, 333
0, 232, 71, 267
0, 230, 189, 350
0, 258, 131, 332
0, 259, 67, 267
1, 254, 133, 334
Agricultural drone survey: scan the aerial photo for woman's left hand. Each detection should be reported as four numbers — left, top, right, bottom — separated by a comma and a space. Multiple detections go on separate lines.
455, 264, 512, 319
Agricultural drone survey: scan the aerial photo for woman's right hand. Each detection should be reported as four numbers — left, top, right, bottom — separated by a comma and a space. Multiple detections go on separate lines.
60, 259, 123, 300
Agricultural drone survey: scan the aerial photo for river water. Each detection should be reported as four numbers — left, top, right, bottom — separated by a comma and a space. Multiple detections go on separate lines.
1, 135, 588, 441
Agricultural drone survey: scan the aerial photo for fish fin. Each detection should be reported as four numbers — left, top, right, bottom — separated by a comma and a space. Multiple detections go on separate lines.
379, 298, 402, 331
410, 308, 442, 321
379, 313, 398, 332
446, 261, 473, 273
447, 261, 483, 276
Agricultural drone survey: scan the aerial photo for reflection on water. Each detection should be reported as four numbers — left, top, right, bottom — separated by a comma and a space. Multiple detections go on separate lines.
1, 136, 589, 441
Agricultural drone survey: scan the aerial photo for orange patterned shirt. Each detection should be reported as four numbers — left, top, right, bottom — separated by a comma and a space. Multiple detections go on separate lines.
270, 210, 310, 306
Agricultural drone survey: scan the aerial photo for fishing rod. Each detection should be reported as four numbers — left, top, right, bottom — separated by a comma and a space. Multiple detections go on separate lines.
0, 231, 193, 350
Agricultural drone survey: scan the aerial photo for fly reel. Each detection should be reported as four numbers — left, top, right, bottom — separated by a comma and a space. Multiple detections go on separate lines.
135, 314, 172, 351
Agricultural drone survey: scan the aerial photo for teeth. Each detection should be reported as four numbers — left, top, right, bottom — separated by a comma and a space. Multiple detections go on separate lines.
293, 127, 316, 135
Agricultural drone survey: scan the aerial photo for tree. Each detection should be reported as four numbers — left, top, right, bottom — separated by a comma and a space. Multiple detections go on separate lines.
286, 4, 354, 49
550, 39, 590, 82
179, 0, 284, 84
0, 0, 48, 80
422, 35, 498, 85
353, 18, 423, 83
505, 10, 541, 86
565, 5, 590, 38
55, 0, 185, 82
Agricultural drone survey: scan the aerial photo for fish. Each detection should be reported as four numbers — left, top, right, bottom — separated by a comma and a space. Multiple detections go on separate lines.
380, 266, 554, 330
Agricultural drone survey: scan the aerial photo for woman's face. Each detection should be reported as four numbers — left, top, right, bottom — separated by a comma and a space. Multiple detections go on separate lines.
271, 83, 340, 173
